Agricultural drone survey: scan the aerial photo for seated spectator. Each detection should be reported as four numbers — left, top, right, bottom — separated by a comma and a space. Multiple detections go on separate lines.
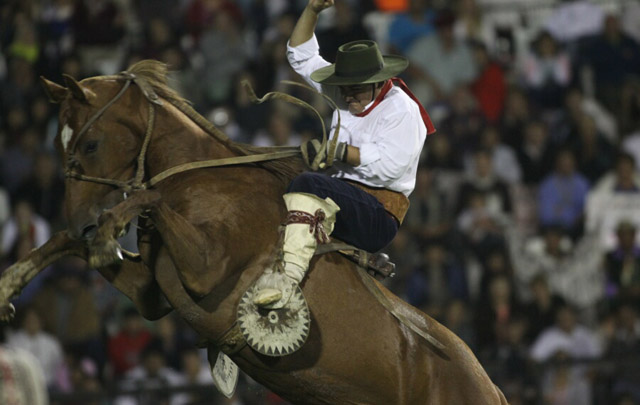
500, 87, 534, 150
517, 30, 571, 111
515, 120, 555, 186
108, 307, 153, 379
177, 348, 214, 404
606, 302, 640, 402
474, 275, 523, 353
604, 220, 640, 304
31, 259, 103, 365
424, 132, 462, 171
405, 243, 468, 319
569, 113, 615, 183
0, 324, 48, 405
15, 151, 65, 225
404, 166, 453, 246
530, 304, 602, 362
467, 126, 521, 185
406, 8, 477, 105
578, 14, 640, 124
469, 41, 506, 124
453, 0, 496, 49
537, 148, 589, 237
6, 307, 65, 389
316, 0, 370, 62
386, 0, 435, 55
115, 339, 185, 405
442, 299, 476, 350
439, 86, 486, 157
556, 87, 618, 146
509, 224, 605, 311
457, 191, 509, 260
541, 350, 593, 405
523, 275, 567, 344
456, 148, 512, 217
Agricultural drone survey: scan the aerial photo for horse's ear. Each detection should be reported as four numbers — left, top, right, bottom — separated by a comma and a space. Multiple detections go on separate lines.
62, 74, 95, 103
40, 76, 67, 104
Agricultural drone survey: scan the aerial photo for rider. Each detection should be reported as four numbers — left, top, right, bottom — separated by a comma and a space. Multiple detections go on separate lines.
254, 0, 435, 307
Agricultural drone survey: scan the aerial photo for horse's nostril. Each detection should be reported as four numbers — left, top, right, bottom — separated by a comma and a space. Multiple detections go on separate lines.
81, 225, 98, 240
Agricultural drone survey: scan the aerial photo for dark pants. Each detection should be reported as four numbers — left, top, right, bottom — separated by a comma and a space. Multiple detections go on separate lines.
287, 173, 398, 252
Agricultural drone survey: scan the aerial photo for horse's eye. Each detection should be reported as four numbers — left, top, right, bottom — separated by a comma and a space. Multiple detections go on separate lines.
83, 140, 98, 154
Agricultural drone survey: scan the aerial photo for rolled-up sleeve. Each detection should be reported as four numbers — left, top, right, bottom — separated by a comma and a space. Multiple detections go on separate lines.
286, 35, 331, 93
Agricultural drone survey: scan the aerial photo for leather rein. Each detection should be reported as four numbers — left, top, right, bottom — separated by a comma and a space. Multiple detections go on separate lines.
63, 71, 321, 192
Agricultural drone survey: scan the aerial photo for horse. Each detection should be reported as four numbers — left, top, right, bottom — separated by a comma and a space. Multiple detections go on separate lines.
0, 60, 508, 404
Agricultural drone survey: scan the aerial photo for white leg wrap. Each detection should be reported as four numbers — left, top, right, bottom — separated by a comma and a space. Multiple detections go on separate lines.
282, 192, 340, 279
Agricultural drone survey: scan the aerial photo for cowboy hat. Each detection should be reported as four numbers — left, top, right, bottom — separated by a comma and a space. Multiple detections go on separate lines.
310, 40, 408, 86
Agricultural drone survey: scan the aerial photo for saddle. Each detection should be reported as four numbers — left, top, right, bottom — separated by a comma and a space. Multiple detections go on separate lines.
315, 242, 396, 280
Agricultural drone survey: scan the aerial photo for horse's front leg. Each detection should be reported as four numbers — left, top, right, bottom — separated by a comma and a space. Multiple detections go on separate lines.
88, 189, 162, 268
0, 232, 85, 321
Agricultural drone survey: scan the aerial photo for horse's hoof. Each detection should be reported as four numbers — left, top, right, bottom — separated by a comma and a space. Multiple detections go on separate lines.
89, 240, 124, 268
0, 303, 15, 323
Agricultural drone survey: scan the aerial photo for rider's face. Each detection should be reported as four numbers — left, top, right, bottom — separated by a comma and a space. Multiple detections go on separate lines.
339, 84, 375, 114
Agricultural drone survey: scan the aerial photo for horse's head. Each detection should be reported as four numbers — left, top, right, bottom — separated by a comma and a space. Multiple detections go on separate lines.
41, 71, 152, 240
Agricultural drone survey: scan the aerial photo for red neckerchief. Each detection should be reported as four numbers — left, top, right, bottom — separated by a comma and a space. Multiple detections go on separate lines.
355, 77, 436, 135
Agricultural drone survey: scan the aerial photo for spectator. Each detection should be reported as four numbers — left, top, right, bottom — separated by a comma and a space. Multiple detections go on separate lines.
108, 307, 153, 378
515, 120, 556, 186
406, 8, 477, 105
115, 339, 186, 405
607, 302, 640, 402
403, 166, 453, 246
316, 0, 370, 62
537, 148, 589, 236
569, 113, 615, 183
517, 30, 571, 111
453, 0, 496, 49
0, 324, 48, 405
6, 307, 65, 389
1, 198, 50, 272
457, 148, 512, 217
474, 275, 523, 353
468, 126, 521, 185
557, 86, 618, 146
500, 87, 534, 150
530, 304, 602, 362
469, 41, 506, 124
386, 0, 435, 55
578, 14, 640, 123
31, 259, 102, 365
604, 220, 640, 304
405, 243, 468, 318
523, 274, 567, 344
15, 151, 65, 225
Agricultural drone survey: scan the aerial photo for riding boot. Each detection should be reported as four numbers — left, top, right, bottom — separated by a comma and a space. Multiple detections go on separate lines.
253, 192, 340, 308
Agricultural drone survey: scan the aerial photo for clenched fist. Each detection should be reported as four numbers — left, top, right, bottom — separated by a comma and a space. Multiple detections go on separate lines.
307, 0, 334, 14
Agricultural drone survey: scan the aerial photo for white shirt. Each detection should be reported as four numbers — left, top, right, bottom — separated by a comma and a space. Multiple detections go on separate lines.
6, 330, 64, 387
287, 35, 428, 196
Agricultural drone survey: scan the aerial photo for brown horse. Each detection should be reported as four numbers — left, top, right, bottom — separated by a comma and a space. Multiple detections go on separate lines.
0, 60, 507, 404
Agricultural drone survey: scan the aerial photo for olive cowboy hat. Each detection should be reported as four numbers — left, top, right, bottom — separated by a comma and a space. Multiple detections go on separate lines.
310, 40, 409, 86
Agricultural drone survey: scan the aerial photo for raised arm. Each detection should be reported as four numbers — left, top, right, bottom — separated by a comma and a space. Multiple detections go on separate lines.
290, 0, 334, 47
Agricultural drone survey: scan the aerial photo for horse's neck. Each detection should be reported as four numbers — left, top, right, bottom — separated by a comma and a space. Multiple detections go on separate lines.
147, 102, 235, 171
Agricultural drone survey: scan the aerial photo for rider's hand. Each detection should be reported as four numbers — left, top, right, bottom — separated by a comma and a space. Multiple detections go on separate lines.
307, 0, 334, 14
301, 139, 326, 170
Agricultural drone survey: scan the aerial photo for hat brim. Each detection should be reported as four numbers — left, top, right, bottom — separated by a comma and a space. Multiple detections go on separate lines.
310, 55, 409, 85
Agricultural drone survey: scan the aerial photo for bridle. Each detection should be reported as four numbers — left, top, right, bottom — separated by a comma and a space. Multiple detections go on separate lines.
63, 71, 307, 194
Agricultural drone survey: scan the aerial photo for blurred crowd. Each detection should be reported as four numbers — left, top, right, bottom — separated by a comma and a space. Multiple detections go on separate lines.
1, 0, 640, 404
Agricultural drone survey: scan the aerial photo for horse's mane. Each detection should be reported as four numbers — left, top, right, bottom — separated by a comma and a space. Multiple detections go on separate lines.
125, 60, 306, 184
